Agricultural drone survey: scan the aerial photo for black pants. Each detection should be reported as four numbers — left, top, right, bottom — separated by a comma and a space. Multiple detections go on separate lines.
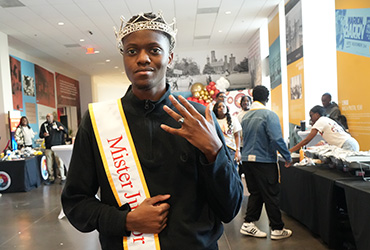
243, 161, 284, 230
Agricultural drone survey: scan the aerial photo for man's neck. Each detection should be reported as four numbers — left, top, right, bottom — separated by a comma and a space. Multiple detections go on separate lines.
131, 84, 166, 101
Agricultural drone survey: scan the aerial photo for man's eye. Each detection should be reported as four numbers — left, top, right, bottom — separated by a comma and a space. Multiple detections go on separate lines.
126, 49, 137, 55
151, 47, 162, 54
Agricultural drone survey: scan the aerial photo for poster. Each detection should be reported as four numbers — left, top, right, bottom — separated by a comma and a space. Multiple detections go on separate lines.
335, 8, 370, 58
9, 56, 23, 110
35, 64, 55, 108
55, 73, 81, 123
285, 0, 303, 65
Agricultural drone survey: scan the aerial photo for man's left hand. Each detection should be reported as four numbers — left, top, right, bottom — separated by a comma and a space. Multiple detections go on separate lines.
161, 95, 222, 163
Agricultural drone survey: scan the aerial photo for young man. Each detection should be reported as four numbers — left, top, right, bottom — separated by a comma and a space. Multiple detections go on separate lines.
61, 12, 243, 250
240, 85, 292, 240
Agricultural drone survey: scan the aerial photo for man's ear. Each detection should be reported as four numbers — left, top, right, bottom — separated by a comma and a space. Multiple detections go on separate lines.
168, 52, 174, 65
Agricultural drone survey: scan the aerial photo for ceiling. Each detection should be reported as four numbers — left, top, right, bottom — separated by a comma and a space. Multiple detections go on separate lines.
0, 0, 281, 84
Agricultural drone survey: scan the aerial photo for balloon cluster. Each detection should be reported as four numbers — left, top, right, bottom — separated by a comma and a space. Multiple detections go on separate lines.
187, 82, 220, 106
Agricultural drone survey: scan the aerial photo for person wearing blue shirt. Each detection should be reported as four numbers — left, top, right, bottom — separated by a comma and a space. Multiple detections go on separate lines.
240, 85, 292, 240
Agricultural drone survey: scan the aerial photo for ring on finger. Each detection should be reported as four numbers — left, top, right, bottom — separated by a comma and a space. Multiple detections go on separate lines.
178, 117, 185, 124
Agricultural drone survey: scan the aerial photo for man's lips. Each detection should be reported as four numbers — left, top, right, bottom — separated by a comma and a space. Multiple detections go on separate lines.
135, 68, 154, 73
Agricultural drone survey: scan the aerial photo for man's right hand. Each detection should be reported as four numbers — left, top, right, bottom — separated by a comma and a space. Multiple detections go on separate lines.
125, 194, 170, 234
43, 132, 49, 137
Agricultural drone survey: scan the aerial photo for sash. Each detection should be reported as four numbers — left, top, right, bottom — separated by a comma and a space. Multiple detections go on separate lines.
89, 99, 160, 250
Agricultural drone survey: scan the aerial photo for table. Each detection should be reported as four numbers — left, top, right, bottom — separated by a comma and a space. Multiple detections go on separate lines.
336, 179, 370, 250
51, 144, 73, 220
0, 156, 42, 193
279, 163, 359, 248
51, 145, 73, 168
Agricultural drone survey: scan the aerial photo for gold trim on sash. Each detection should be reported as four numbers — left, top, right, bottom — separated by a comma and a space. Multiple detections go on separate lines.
89, 100, 160, 250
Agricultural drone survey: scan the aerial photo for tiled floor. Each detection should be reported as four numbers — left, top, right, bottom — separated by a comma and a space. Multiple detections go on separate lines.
0, 182, 330, 250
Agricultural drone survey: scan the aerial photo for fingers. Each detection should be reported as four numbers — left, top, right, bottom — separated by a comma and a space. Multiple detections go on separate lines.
205, 104, 215, 123
168, 95, 191, 119
147, 194, 170, 205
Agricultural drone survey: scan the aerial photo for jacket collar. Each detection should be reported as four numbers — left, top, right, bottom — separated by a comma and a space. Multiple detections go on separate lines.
249, 101, 267, 110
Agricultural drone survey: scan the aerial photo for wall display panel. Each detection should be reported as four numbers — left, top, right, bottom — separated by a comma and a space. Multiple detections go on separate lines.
271, 84, 284, 134
35, 64, 55, 108
336, 0, 370, 150
167, 47, 252, 93
268, 12, 284, 134
335, 8, 370, 58
9, 56, 23, 111
55, 73, 81, 124
286, 0, 305, 132
285, 0, 303, 65
287, 57, 305, 126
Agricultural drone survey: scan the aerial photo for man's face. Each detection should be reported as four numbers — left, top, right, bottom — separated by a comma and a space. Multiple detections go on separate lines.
216, 93, 226, 103
122, 30, 173, 92
46, 114, 53, 123
241, 98, 250, 111
321, 95, 330, 108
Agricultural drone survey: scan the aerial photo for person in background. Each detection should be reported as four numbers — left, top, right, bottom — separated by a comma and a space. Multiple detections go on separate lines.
39, 113, 67, 184
15, 116, 35, 149
237, 95, 252, 123
289, 105, 359, 152
322, 93, 341, 121
62, 11, 243, 250
215, 91, 227, 103
213, 101, 242, 167
240, 85, 292, 240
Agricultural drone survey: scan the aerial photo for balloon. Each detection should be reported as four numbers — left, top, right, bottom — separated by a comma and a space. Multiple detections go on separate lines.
190, 83, 205, 95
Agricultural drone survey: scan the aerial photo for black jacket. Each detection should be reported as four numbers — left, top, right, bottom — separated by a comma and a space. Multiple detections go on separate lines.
39, 120, 67, 149
62, 85, 243, 250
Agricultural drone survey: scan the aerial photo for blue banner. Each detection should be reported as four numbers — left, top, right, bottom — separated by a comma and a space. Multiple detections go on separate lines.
336, 8, 370, 57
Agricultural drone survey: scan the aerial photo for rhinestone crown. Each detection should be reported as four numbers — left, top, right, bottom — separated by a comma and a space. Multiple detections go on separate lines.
114, 11, 177, 54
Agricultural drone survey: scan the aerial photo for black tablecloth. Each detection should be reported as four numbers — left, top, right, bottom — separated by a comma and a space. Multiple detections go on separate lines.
0, 156, 42, 193
336, 179, 370, 250
279, 163, 356, 248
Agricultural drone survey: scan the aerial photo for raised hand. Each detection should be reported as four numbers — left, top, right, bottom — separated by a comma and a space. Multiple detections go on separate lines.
161, 95, 222, 163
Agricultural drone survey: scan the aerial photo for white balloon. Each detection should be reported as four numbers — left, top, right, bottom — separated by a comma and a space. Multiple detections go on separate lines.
216, 77, 230, 92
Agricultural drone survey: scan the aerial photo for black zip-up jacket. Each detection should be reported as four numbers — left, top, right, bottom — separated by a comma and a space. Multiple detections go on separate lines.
62, 85, 243, 250
39, 120, 67, 149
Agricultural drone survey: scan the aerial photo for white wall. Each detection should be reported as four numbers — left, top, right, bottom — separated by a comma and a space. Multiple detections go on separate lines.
301, 0, 338, 122
0, 31, 13, 150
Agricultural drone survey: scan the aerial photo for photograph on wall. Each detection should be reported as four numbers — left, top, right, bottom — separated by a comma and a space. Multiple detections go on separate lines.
335, 8, 370, 58
285, 0, 303, 65
9, 56, 23, 110
166, 47, 251, 93
35, 64, 55, 108
248, 32, 262, 88
269, 38, 282, 89
23, 75, 35, 96
290, 74, 302, 100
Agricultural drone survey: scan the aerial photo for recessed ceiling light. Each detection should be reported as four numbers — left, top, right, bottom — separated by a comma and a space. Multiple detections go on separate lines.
58, 22, 64, 26
106, 59, 111, 62
80, 39, 85, 42
94, 50, 100, 54
225, 11, 231, 15
219, 30, 223, 33
114, 66, 119, 69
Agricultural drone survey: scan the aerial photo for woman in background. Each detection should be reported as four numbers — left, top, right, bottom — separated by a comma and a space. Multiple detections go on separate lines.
15, 116, 35, 149
213, 101, 242, 166
290, 105, 359, 152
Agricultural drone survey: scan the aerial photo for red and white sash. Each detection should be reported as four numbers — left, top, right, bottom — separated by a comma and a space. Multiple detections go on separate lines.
89, 99, 160, 250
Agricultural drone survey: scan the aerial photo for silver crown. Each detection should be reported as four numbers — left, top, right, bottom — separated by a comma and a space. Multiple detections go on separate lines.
114, 11, 177, 54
